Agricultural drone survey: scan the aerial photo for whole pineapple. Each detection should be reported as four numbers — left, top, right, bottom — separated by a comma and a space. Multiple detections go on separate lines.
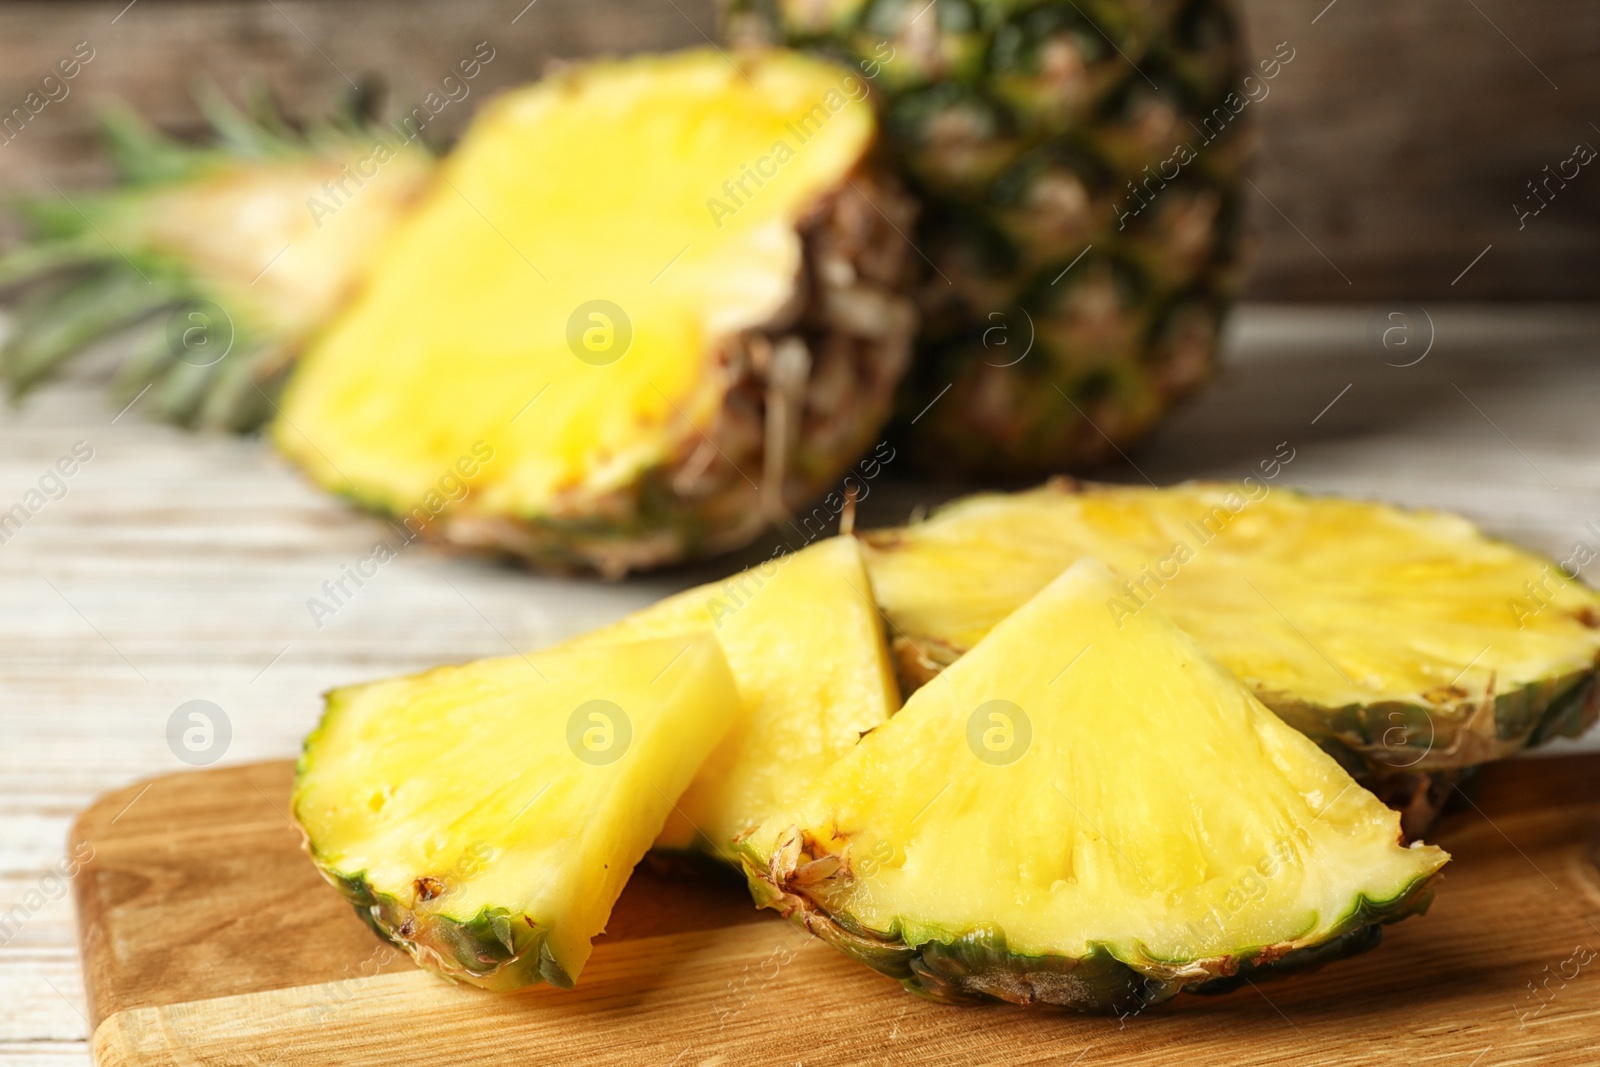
1, 53, 919, 576
724, 0, 1253, 475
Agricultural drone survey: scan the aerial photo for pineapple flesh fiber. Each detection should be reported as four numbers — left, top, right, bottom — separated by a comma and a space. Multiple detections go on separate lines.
564, 535, 900, 859
861, 481, 1600, 834
0, 90, 431, 430
724, 0, 1249, 475
740, 559, 1449, 1011
276, 49, 918, 577
293, 633, 741, 990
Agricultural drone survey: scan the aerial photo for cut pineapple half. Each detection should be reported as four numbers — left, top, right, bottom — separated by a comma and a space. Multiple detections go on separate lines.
863, 481, 1600, 781
275, 48, 916, 576
741, 559, 1449, 1011
566, 535, 899, 856
293, 634, 739, 990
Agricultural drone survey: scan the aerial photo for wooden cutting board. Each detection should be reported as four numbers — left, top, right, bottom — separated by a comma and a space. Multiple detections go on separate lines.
71, 757, 1600, 1067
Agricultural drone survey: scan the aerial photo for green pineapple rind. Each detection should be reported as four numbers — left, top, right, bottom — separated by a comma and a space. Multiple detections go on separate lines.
293, 684, 574, 993
1272, 667, 1598, 776
738, 846, 1440, 1011
312, 865, 575, 992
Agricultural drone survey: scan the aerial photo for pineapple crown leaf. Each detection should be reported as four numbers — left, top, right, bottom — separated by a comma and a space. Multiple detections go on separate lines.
1, 266, 182, 396
0, 240, 106, 293
195, 80, 306, 160
0, 80, 418, 435
97, 101, 203, 186
92, 79, 398, 192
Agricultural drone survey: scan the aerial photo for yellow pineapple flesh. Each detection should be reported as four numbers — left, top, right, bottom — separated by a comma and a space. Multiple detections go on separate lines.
275, 49, 915, 575
566, 535, 899, 856
292, 633, 740, 989
741, 559, 1448, 1010
863, 481, 1600, 779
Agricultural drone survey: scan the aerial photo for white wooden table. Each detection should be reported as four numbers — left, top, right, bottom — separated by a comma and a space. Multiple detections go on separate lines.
3, 305, 1598, 1066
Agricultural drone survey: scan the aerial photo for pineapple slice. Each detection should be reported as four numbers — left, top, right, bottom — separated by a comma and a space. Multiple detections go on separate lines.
275, 49, 916, 576
740, 559, 1449, 1011
0, 91, 429, 429
292, 634, 740, 990
862, 481, 1600, 818
566, 535, 899, 856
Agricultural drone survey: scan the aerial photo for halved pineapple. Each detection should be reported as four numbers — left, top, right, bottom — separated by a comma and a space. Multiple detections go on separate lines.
740, 559, 1449, 1010
275, 48, 916, 576
862, 481, 1600, 829
1, 91, 429, 429
565, 535, 899, 856
292, 633, 740, 990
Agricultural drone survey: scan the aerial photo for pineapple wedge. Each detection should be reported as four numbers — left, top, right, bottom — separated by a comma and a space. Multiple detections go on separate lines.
741, 558, 1449, 1011
566, 535, 899, 857
292, 634, 740, 990
275, 48, 916, 576
862, 480, 1600, 831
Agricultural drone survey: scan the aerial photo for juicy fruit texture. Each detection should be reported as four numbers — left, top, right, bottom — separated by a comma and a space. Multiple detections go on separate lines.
863, 481, 1600, 788
725, 0, 1247, 474
293, 634, 740, 990
567, 536, 899, 856
0, 93, 429, 430
276, 48, 916, 576
741, 559, 1449, 1010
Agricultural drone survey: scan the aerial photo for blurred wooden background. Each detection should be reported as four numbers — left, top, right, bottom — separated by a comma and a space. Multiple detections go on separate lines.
0, 0, 1595, 300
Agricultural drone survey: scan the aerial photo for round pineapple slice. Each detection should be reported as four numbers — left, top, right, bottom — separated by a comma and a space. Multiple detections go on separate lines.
275, 48, 916, 576
861, 480, 1600, 831
740, 559, 1449, 1011
293, 633, 740, 990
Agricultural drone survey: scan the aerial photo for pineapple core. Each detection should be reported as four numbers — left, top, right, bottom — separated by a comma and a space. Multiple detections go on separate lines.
294, 633, 739, 989
745, 559, 1447, 972
276, 48, 875, 518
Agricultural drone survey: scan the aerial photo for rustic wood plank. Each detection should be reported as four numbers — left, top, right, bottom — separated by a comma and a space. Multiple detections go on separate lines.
1238, 0, 1600, 300
72, 755, 1600, 1066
